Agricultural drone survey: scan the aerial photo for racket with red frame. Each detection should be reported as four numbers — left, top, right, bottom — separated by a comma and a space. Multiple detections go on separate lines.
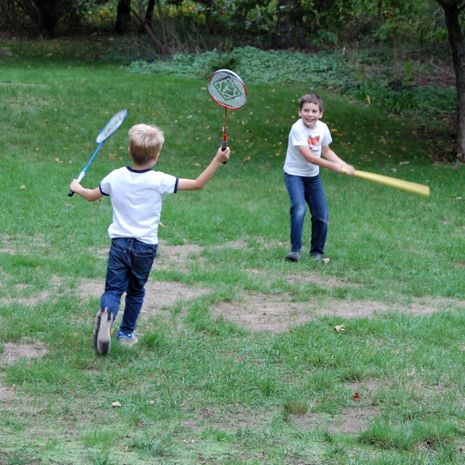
207, 69, 247, 157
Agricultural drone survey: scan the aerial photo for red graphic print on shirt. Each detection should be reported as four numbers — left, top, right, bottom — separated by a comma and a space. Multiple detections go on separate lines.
308, 136, 320, 146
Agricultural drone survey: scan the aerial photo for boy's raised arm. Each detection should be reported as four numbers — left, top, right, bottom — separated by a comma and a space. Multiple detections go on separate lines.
178, 146, 230, 191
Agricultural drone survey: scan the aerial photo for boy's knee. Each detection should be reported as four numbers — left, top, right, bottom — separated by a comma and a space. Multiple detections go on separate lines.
291, 204, 307, 218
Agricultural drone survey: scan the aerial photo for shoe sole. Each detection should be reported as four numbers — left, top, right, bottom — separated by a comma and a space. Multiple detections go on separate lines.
94, 309, 113, 355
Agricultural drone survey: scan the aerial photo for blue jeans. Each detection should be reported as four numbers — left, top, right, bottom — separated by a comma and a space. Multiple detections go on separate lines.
284, 173, 329, 255
101, 238, 157, 333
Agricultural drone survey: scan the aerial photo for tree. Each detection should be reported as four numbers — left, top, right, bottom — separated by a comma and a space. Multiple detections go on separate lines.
435, 0, 465, 161
15, 0, 75, 37
114, 0, 131, 33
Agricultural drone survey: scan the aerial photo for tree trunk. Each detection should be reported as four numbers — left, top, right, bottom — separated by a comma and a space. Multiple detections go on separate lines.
145, 0, 155, 22
130, 4, 167, 54
114, 0, 131, 33
438, 0, 465, 161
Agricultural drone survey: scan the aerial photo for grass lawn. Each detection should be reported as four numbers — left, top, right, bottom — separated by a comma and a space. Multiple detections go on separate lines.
0, 38, 464, 465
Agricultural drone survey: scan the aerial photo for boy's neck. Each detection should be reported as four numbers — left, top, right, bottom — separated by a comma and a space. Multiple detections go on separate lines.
131, 160, 156, 171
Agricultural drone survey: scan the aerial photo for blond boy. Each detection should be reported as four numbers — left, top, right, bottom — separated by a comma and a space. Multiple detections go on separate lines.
70, 124, 230, 354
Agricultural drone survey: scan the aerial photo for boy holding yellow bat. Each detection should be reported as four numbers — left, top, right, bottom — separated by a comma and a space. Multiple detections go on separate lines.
283, 93, 355, 264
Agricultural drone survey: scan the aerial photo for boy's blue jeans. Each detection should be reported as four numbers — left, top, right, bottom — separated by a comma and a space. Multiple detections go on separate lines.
284, 173, 329, 255
100, 238, 157, 334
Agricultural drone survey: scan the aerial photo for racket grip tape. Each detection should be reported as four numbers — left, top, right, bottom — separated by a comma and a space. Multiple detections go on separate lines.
221, 141, 228, 164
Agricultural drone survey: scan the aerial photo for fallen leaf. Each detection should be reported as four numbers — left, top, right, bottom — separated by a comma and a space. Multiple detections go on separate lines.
352, 392, 361, 401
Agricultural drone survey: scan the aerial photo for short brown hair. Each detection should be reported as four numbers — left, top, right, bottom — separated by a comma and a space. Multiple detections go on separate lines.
299, 94, 324, 112
128, 124, 164, 165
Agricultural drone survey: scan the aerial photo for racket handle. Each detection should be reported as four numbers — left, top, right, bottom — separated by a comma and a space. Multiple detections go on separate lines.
68, 170, 85, 197
221, 141, 228, 164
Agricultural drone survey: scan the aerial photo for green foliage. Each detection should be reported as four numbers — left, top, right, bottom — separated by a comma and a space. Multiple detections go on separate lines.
130, 45, 456, 120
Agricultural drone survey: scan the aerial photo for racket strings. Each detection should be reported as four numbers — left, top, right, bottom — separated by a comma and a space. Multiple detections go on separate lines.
208, 71, 247, 110
97, 110, 128, 143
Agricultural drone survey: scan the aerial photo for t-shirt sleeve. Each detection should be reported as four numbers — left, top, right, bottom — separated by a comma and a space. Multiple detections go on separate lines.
290, 123, 308, 147
156, 172, 178, 195
321, 124, 333, 147
99, 172, 113, 196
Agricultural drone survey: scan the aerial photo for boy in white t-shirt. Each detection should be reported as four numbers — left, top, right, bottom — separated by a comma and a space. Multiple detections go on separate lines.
283, 94, 354, 263
70, 123, 230, 355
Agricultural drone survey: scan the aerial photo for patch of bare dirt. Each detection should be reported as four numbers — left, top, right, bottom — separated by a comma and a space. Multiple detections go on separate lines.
155, 242, 203, 270
0, 276, 65, 307
87, 247, 109, 259
0, 342, 48, 365
88, 239, 253, 266
292, 408, 378, 435
345, 380, 381, 399
76, 279, 210, 317
0, 342, 48, 402
284, 271, 355, 289
182, 405, 278, 433
0, 234, 50, 255
0, 290, 51, 307
320, 407, 381, 434
211, 292, 465, 333
288, 381, 382, 434
0, 383, 17, 402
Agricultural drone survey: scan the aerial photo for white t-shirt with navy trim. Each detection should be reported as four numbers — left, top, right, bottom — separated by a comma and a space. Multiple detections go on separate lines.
284, 119, 332, 177
99, 166, 178, 245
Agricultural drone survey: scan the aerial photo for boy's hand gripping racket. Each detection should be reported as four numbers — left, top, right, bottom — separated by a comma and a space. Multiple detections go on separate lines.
207, 69, 247, 161
68, 109, 128, 197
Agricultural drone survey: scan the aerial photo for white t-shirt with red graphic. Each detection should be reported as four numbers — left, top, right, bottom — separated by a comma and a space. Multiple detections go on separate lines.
284, 119, 332, 177
99, 166, 178, 245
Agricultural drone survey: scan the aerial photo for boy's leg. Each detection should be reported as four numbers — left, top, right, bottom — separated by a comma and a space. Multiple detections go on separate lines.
304, 175, 329, 257
100, 239, 131, 317
94, 239, 130, 354
119, 241, 157, 335
284, 173, 307, 257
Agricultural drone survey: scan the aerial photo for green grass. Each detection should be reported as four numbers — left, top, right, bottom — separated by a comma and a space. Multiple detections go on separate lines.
0, 38, 464, 465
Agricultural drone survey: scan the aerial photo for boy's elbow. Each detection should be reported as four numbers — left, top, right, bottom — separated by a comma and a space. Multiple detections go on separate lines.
193, 180, 206, 190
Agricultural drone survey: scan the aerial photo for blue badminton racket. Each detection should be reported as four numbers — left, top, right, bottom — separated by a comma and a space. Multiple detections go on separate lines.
68, 109, 128, 197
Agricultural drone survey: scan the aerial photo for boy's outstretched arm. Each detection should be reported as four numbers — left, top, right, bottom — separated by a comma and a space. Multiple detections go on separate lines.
69, 180, 103, 201
178, 146, 230, 191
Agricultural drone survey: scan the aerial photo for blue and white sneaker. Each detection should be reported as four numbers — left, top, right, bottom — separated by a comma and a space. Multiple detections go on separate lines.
93, 308, 114, 355
116, 330, 138, 346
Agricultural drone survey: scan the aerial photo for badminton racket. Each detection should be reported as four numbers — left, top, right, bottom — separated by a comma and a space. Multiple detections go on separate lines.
68, 109, 128, 197
207, 69, 247, 160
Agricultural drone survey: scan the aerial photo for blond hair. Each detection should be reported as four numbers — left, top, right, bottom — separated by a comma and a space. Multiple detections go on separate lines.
128, 124, 164, 165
